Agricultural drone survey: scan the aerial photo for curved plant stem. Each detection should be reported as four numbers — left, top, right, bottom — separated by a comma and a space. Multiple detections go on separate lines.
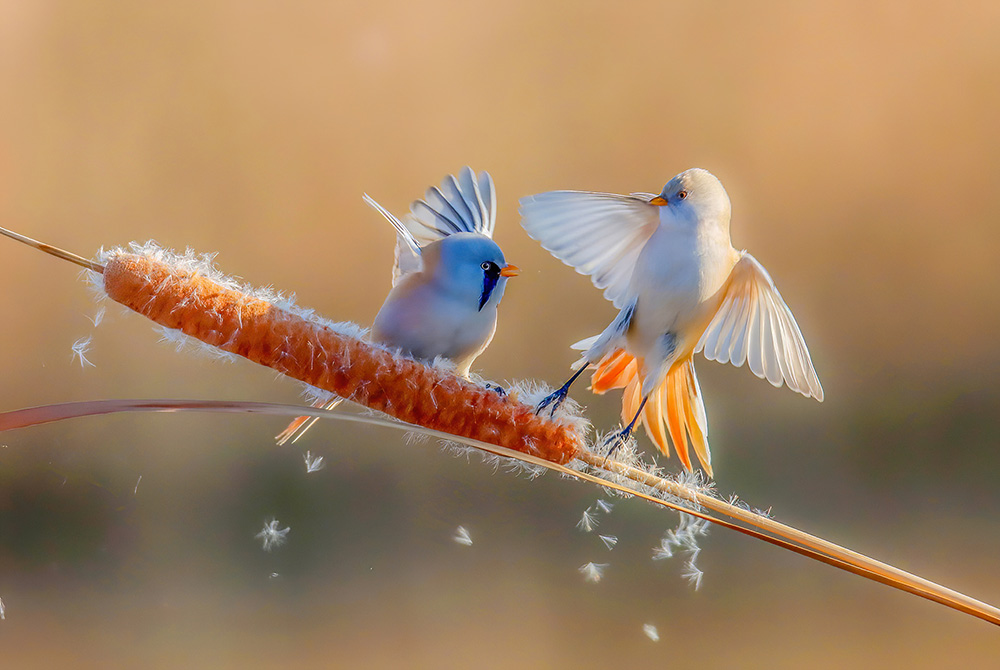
2, 398, 998, 627
2, 228, 997, 626
577, 450, 1000, 626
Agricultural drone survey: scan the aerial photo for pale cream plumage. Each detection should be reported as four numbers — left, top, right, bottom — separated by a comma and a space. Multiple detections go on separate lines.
521, 168, 822, 475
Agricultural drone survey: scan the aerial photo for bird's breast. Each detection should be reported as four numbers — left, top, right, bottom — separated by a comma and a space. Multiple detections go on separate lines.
372, 279, 497, 365
628, 225, 735, 350
633, 228, 701, 303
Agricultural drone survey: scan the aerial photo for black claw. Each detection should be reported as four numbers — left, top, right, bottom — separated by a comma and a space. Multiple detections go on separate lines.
602, 426, 633, 459
535, 387, 568, 417
603, 394, 648, 461
535, 366, 588, 417
484, 383, 507, 397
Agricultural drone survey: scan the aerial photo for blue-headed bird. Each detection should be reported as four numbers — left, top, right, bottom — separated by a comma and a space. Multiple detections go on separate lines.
278, 167, 518, 444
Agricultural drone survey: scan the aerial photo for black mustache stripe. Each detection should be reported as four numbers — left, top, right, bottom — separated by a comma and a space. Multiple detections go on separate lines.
479, 271, 500, 311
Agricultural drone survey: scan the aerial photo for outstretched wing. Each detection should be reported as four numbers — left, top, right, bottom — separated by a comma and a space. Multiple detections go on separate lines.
519, 191, 660, 309
367, 167, 497, 286
696, 252, 824, 401
405, 166, 497, 242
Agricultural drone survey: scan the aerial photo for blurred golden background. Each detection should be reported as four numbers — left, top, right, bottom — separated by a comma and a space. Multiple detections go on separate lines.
2, 1, 999, 666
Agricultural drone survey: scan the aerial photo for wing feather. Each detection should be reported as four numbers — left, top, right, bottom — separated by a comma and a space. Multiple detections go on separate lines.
440, 175, 476, 230
405, 167, 498, 242
721, 294, 746, 360
696, 252, 823, 401
761, 301, 782, 386
363, 193, 422, 255
729, 285, 752, 368
745, 283, 763, 377
458, 166, 487, 233
363, 193, 423, 285
478, 171, 497, 238
368, 168, 498, 285
763, 299, 786, 386
412, 191, 464, 237
519, 191, 660, 309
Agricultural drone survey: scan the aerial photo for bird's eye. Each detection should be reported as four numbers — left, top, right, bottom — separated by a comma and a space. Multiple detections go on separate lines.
481, 262, 491, 271
677, 190, 688, 200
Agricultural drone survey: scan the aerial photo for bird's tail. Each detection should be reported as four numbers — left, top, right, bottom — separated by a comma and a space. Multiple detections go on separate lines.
590, 350, 712, 476
275, 396, 343, 446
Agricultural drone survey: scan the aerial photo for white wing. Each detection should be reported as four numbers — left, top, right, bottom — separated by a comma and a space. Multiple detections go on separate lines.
363, 193, 423, 285
696, 252, 824, 401
477, 170, 497, 238
519, 191, 660, 309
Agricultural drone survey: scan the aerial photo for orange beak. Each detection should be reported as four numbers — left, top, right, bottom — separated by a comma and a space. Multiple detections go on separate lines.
649, 195, 668, 206
500, 263, 521, 278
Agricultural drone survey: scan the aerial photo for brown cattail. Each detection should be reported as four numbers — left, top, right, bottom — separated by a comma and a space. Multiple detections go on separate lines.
101, 251, 583, 463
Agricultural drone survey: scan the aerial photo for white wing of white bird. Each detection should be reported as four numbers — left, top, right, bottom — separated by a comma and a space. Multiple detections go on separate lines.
696, 251, 824, 401
519, 191, 660, 309
367, 167, 497, 286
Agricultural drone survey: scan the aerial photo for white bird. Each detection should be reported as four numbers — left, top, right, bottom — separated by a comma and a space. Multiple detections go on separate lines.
277, 167, 519, 444
520, 168, 822, 476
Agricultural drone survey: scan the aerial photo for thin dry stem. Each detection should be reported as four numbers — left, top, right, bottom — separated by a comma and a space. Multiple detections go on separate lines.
3, 229, 998, 628
1, 398, 997, 626
0, 226, 105, 273
576, 450, 1000, 627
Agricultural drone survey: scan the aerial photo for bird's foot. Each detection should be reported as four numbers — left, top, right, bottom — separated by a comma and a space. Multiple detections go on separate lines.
484, 383, 507, 397
535, 367, 587, 417
600, 427, 632, 459
535, 386, 569, 417
600, 395, 647, 462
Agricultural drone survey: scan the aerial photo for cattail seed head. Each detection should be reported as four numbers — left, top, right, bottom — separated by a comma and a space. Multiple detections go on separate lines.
101, 250, 584, 464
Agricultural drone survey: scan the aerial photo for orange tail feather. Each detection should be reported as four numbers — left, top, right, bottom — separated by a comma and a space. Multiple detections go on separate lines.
275, 396, 343, 445
663, 369, 694, 471
591, 348, 637, 393
622, 374, 642, 425
681, 363, 711, 474
641, 385, 676, 463
592, 350, 713, 475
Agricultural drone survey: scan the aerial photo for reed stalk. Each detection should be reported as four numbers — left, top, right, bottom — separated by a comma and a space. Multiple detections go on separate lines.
2, 225, 998, 627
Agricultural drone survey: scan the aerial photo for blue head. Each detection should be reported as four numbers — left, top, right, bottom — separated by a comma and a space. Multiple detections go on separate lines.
425, 232, 519, 311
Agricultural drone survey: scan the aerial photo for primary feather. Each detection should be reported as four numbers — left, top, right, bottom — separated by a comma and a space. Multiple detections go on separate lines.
519, 191, 659, 309
695, 252, 824, 400
371, 167, 498, 286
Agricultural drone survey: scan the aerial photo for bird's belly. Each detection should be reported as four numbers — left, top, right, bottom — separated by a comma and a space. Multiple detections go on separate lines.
627, 290, 702, 355
628, 231, 731, 354
629, 247, 700, 340
372, 290, 495, 364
